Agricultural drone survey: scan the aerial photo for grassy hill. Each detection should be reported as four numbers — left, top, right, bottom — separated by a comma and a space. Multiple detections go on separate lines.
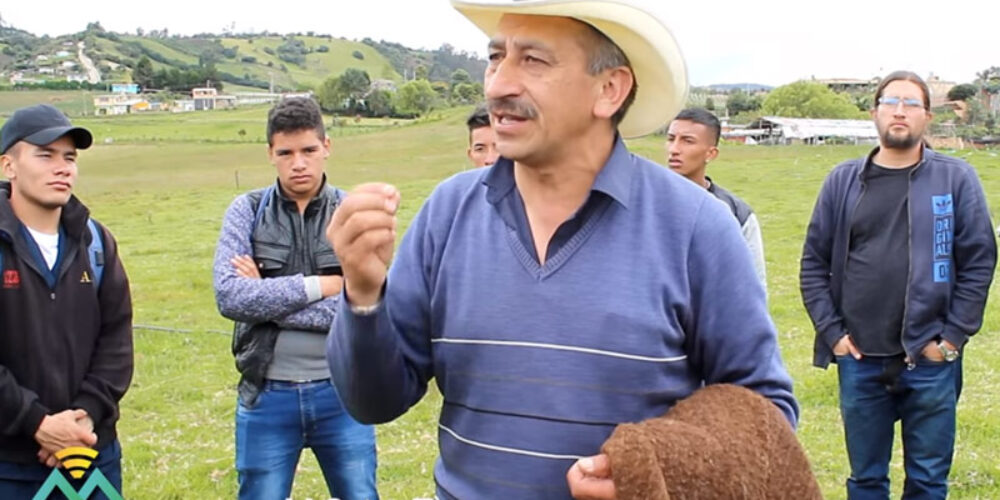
1, 24, 482, 93
0, 89, 99, 115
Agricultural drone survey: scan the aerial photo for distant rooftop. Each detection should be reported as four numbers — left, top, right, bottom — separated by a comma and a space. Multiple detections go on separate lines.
745, 117, 878, 140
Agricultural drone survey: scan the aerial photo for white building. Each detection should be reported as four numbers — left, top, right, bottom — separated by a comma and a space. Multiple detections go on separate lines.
727, 117, 879, 145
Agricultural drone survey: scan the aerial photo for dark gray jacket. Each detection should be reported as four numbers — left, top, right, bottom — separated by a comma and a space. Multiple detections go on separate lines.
800, 147, 996, 368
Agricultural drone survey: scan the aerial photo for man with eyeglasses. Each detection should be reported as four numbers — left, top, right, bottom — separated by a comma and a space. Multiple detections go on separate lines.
800, 71, 996, 499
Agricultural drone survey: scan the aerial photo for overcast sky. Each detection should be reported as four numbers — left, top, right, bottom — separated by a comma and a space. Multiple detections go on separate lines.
3, 0, 996, 87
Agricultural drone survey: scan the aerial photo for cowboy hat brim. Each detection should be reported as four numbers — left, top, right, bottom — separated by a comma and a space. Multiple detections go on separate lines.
452, 0, 688, 138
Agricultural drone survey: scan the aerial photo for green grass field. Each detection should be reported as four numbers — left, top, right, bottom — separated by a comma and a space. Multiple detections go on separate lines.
3, 101, 1000, 498
0, 90, 100, 117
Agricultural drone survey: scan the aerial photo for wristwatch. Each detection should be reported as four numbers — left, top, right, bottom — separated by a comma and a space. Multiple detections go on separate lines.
937, 341, 960, 362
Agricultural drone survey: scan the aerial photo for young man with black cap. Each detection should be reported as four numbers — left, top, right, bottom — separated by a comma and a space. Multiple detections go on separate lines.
0, 104, 133, 496
326, 1, 796, 498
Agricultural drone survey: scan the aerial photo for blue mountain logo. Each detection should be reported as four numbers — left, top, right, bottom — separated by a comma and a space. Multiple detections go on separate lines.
32, 447, 123, 500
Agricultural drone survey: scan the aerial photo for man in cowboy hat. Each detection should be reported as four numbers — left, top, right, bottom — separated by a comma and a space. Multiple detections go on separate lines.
326, 1, 798, 498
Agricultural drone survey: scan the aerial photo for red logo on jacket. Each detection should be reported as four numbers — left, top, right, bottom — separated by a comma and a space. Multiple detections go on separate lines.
3, 269, 19, 289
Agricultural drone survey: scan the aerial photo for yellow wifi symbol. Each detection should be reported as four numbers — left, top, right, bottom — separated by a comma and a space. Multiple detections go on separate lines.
54, 447, 99, 479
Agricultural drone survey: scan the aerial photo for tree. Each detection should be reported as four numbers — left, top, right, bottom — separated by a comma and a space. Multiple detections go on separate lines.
132, 56, 154, 90
726, 90, 761, 116
338, 69, 371, 99
395, 79, 437, 116
316, 76, 346, 112
452, 82, 483, 104
450, 68, 472, 89
366, 89, 395, 117
336, 68, 371, 113
761, 81, 866, 119
415, 65, 428, 81
704, 97, 715, 111
947, 83, 978, 102
431, 81, 450, 99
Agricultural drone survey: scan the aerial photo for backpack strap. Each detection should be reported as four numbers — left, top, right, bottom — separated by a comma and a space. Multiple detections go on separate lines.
87, 218, 105, 289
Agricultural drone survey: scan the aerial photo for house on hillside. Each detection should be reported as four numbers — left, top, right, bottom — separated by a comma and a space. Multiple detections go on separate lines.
369, 79, 397, 93
9, 73, 46, 85
234, 92, 282, 106
192, 87, 237, 110
813, 77, 879, 95
172, 99, 196, 113
93, 93, 147, 115
814, 75, 955, 109
726, 117, 878, 145
926, 74, 956, 109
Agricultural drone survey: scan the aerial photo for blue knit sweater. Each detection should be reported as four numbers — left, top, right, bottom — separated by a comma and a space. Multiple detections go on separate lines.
327, 139, 798, 499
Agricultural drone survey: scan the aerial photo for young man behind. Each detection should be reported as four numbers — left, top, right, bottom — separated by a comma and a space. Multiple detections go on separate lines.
466, 104, 498, 168
0, 104, 133, 497
667, 107, 767, 289
213, 97, 378, 500
801, 71, 996, 499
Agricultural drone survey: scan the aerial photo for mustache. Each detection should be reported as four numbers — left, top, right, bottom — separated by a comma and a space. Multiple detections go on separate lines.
486, 97, 538, 120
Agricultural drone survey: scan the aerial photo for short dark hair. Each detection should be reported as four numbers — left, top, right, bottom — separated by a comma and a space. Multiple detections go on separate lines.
467, 104, 491, 133
674, 108, 721, 145
580, 23, 637, 130
267, 97, 325, 146
874, 70, 931, 110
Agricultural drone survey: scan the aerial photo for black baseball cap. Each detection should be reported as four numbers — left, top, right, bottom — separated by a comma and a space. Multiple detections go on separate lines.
0, 104, 93, 154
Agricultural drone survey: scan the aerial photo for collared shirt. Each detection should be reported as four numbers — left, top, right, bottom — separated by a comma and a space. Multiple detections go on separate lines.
482, 138, 632, 263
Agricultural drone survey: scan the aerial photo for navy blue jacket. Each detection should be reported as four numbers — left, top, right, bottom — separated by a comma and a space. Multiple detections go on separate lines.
801, 147, 996, 368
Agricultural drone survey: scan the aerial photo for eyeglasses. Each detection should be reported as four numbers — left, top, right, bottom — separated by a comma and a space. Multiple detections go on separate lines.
877, 96, 925, 110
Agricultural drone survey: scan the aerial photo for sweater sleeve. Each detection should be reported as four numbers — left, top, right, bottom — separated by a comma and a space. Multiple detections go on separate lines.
799, 172, 847, 350
273, 295, 340, 332
213, 195, 315, 323
326, 196, 437, 424
941, 167, 997, 348
686, 197, 799, 428
741, 212, 767, 293
0, 367, 49, 438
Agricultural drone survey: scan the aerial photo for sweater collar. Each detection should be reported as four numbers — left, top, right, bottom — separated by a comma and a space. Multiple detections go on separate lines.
483, 136, 633, 209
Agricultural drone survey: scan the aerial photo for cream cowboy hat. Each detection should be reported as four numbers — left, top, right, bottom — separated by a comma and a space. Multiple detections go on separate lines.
451, 0, 688, 138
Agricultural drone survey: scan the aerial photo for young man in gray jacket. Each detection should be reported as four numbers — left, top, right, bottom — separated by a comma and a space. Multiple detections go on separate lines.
667, 107, 767, 290
801, 71, 996, 500
213, 97, 377, 500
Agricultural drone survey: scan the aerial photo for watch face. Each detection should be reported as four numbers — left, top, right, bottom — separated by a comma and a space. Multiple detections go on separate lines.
939, 343, 960, 362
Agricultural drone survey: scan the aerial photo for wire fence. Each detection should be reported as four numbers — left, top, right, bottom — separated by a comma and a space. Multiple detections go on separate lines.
134, 323, 230, 336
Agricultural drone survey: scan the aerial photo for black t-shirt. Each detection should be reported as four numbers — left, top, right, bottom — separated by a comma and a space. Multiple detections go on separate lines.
841, 162, 916, 356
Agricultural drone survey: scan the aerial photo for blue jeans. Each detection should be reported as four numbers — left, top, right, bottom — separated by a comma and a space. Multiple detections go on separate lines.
0, 439, 122, 499
837, 355, 960, 500
235, 379, 378, 500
